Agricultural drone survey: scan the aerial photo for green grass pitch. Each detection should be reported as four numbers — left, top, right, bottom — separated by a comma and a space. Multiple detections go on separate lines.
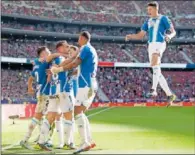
1, 107, 195, 154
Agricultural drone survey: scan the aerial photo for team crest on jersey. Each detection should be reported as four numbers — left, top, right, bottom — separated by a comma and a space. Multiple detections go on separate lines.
148, 20, 155, 28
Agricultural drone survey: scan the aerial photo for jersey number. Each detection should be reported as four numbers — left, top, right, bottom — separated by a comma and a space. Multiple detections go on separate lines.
52, 73, 59, 80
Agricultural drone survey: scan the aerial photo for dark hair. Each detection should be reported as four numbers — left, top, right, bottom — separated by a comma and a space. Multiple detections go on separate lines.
70, 45, 78, 51
80, 31, 91, 41
147, 1, 159, 9
37, 46, 47, 57
56, 40, 69, 49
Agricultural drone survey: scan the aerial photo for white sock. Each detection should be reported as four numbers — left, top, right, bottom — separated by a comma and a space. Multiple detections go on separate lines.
159, 74, 172, 96
48, 122, 55, 142
75, 113, 89, 144
69, 119, 75, 144
152, 66, 161, 92
55, 120, 64, 146
83, 114, 92, 143
63, 119, 73, 145
23, 117, 40, 142
38, 119, 50, 144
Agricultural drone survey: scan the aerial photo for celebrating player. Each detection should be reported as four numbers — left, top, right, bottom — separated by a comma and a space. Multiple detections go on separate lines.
51, 31, 98, 153
125, 1, 176, 106
20, 46, 69, 149
20, 47, 51, 149
37, 41, 78, 151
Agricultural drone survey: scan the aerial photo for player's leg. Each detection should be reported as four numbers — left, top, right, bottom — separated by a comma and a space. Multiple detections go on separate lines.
157, 45, 176, 105
55, 113, 64, 148
34, 96, 50, 143
149, 53, 161, 96
20, 95, 45, 149
74, 84, 97, 153
60, 92, 75, 149
147, 43, 163, 97
38, 96, 59, 151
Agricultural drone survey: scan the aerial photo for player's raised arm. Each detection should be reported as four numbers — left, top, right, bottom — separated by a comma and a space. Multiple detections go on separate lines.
163, 16, 176, 42
51, 32, 90, 74
125, 30, 146, 41
59, 45, 79, 67
46, 52, 69, 63
51, 52, 81, 74
125, 18, 149, 41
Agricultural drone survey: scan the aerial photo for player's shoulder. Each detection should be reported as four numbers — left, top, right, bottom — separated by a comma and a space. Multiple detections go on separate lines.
143, 17, 150, 24
161, 15, 169, 20
81, 44, 90, 51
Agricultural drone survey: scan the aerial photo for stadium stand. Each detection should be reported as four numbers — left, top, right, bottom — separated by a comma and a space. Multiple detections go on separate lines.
2, 39, 195, 63
1, 67, 195, 103
1, 1, 195, 25
1, 0, 195, 104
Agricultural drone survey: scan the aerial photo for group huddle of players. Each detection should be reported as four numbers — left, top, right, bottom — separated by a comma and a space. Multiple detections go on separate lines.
19, 1, 178, 154
20, 31, 98, 154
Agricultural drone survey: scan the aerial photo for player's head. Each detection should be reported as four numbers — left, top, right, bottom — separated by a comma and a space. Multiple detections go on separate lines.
69, 45, 79, 57
56, 40, 70, 54
37, 46, 50, 58
147, 1, 159, 17
78, 31, 91, 46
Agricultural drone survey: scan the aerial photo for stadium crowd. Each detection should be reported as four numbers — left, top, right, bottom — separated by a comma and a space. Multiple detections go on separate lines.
2, 39, 195, 63
1, 1, 195, 26
2, 20, 195, 39
1, 67, 195, 104
1, 1, 195, 104
98, 68, 195, 103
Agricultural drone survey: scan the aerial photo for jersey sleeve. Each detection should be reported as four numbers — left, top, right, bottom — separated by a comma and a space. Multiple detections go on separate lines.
31, 69, 35, 78
162, 16, 172, 30
141, 20, 148, 32
79, 46, 89, 61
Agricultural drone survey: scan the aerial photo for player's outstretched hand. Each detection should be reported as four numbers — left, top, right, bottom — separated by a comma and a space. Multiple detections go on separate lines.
125, 34, 132, 41
165, 35, 171, 43
50, 66, 63, 74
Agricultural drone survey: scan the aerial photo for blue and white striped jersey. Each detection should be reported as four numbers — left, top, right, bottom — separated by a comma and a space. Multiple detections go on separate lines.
141, 15, 172, 43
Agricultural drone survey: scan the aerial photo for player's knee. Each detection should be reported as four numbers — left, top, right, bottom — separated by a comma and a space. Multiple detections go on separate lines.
46, 113, 56, 124
74, 106, 84, 116
75, 113, 85, 127
55, 113, 62, 121
63, 111, 73, 121
34, 113, 43, 120
151, 53, 160, 66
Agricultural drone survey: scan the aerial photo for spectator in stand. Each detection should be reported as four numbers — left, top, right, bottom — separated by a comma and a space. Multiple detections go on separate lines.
1, 1, 195, 26
2, 68, 194, 103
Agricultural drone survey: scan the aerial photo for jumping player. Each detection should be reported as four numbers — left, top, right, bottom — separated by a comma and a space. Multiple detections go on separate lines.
125, 1, 176, 106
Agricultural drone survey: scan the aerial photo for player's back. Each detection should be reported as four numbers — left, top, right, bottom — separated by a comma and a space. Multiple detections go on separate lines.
32, 59, 49, 85
32, 59, 50, 95
79, 43, 98, 88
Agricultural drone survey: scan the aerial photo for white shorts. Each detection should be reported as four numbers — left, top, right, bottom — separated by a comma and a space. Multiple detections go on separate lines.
35, 95, 49, 115
75, 78, 98, 109
47, 91, 75, 113
148, 42, 166, 64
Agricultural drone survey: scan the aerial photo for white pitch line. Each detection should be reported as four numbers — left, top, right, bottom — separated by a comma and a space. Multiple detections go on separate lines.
2, 106, 115, 151
87, 106, 116, 118
2, 141, 20, 151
